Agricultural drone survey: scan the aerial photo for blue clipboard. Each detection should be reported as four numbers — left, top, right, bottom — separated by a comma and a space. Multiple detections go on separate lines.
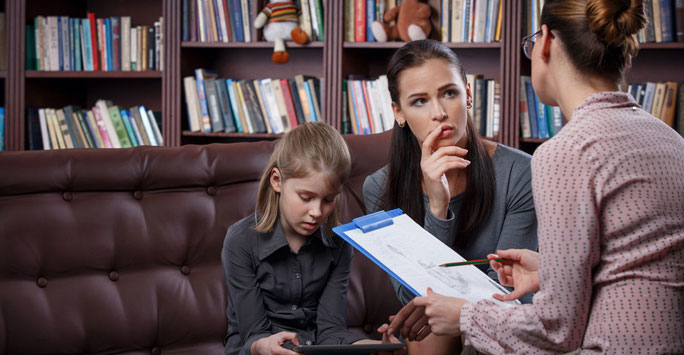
333, 208, 421, 297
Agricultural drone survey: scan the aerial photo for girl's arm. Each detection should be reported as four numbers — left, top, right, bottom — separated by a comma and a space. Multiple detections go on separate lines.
314, 243, 366, 345
222, 225, 275, 354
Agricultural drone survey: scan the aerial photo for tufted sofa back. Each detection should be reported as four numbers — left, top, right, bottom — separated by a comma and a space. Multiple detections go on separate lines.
0, 132, 402, 355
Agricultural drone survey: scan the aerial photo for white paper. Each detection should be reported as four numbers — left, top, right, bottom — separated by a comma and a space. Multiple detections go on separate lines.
344, 214, 518, 307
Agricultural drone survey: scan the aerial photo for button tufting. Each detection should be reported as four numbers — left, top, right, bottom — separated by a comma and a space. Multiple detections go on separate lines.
37, 277, 48, 288
109, 271, 119, 281
133, 190, 143, 200
181, 265, 191, 275
206, 186, 216, 196
151, 347, 161, 355
62, 192, 73, 201
364, 324, 373, 333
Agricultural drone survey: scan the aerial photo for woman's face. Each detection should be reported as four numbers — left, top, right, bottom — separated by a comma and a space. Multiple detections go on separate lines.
393, 58, 471, 149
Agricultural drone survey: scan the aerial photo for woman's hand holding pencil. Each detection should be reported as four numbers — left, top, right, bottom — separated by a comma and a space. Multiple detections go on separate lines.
488, 249, 540, 302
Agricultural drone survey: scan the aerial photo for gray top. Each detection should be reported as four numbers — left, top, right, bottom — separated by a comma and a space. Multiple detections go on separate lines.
222, 214, 365, 355
363, 144, 538, 305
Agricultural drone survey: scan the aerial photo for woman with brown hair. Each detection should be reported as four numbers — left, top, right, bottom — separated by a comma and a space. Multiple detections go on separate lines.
363, 39, 538, 354
387, 0, 684, 353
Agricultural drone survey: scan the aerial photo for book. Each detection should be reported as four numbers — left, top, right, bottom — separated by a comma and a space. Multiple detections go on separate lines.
38, 108, 51, 149
660, 82, 678, 128
129, 107, 151, 145
216, 79, 236, 133
90, 108, 113, 148
121, 17, 131, 71
138, 106, 159, 146
119, 108, 139, 146
107, 105, 133, 147
333, 209, 518, 305
83, 110, 104, 148
252, 79, 273, 134
147, 110, 164, 145
95, 100, 121, 148
204, 78, 225, 132
195, 68, 218, 132
183, 76, 203, 132
27, 108, 44, 150
225, 79, 244, 133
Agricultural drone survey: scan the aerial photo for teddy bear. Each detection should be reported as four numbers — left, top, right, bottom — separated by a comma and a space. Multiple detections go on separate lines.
254, 0, 309, 64
370, 0, 432, 42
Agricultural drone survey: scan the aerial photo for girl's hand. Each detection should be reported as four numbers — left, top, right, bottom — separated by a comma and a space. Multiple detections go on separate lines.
420, 126, 470, 219
251, 332, 300, 355
376, 323, 407, 355
489, 249, 540, 301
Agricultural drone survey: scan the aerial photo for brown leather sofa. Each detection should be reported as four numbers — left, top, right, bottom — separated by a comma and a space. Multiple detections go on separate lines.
0, 132, 402, 354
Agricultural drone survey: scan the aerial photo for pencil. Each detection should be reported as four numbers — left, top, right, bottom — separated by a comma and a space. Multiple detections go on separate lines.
439, 258, 505, 267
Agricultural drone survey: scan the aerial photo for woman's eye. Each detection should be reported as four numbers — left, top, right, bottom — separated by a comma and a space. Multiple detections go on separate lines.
412, 98, 426, 106
299, 195, 311, 202
444, 89, 458, 98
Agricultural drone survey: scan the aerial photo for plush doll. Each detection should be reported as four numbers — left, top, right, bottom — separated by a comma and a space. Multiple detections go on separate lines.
371, 0, 432, 42
254, 0, 309, 64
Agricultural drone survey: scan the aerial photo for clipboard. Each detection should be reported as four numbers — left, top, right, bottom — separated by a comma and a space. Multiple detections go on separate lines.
333, 209, 518, 306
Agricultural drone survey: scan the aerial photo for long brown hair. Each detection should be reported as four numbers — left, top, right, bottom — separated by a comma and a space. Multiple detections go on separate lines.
541, 0, 646, 83
383, 39, 495, 246
255, 122, 351, 238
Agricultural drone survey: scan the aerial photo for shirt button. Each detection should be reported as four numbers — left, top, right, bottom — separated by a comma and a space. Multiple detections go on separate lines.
291, 305, 297, 310
306, 340, 312, 345
295, 273, 301, 279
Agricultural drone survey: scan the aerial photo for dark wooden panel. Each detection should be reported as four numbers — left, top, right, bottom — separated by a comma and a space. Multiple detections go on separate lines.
26, 0, 162, 27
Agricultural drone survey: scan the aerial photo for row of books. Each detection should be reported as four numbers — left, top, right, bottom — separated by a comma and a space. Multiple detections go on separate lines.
0, 107, 5, 151
524, 0, 684, 43
26, 15, 164, 72
467, 75, 501, 139
519, 75, 565, 139
26, 101, 163, 150
441, 0, 503, 43
638, 0, 684, 43
344, 0, 390, 42
182, 0, 325, 43
342, 76, 394, 134
184, 69, 323, 134
341, 74, 500, 138
627, 81, 683, 128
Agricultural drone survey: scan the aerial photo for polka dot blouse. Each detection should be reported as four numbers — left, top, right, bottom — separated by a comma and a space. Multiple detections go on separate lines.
459, 92, 684, 354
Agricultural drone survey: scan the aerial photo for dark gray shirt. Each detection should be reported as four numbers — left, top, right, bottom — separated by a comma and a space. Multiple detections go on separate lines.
363, 144, 538, 305
222, 214, 364, 355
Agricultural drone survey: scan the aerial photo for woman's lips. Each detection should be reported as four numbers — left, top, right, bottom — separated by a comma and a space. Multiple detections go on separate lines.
439, 126, 453, 138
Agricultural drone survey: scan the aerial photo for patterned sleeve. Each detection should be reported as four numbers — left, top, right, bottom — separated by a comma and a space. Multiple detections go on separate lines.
460, 136, 600, 353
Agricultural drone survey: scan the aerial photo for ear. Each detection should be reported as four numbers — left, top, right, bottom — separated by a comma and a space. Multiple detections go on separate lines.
539, 24, 553, 62
269, 167, 282, 193
392, 102, 406, 127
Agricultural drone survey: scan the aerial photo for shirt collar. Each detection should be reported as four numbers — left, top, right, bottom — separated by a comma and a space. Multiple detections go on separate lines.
258, 217, 328, 261
571, 91, 637, 122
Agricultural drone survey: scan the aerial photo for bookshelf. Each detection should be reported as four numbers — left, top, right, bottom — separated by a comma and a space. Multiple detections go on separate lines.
511, 0, 684, 154
2, 0, 682, 151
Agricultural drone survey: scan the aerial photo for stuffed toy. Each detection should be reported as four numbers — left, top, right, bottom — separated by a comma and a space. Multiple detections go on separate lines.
254, 0, 309, 64
371, 0, 431, 42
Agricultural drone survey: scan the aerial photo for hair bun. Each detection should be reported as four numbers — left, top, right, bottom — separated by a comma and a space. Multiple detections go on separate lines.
586, 0, 646, 46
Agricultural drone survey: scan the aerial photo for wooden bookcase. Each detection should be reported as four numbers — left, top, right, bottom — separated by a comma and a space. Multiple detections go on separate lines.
2, 0, 683, 151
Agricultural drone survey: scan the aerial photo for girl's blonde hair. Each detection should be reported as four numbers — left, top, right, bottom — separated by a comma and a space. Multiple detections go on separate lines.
255, 122, 352, 237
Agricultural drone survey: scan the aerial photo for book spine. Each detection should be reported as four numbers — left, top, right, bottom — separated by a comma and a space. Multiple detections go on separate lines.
354, 0, 366, 42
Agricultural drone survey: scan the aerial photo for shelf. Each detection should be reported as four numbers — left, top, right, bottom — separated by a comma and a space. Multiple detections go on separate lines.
182, 131, 282, 139
343, 42, 502, 49
182, 41, 324, 49
520, 138, 548, 143
25, 71, 163, 79
639, 42, 684, 49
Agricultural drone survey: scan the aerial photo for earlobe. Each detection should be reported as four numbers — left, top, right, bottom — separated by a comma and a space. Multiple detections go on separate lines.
270, 167, 282, 193
392, 102, 406, 127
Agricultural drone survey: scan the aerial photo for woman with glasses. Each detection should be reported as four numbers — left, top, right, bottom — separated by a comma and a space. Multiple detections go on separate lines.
386, 0, 684, 353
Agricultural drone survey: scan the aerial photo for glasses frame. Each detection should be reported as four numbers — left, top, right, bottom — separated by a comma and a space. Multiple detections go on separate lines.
522, 30, 543, 60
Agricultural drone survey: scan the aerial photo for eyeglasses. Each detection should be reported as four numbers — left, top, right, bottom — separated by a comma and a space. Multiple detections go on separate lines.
522, 30, 542, 60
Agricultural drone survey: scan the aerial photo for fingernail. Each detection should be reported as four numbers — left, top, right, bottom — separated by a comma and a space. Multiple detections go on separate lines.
388, 328, 393, 334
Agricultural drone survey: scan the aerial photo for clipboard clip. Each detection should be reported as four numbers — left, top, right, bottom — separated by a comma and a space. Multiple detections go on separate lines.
353, 210, 394, 233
